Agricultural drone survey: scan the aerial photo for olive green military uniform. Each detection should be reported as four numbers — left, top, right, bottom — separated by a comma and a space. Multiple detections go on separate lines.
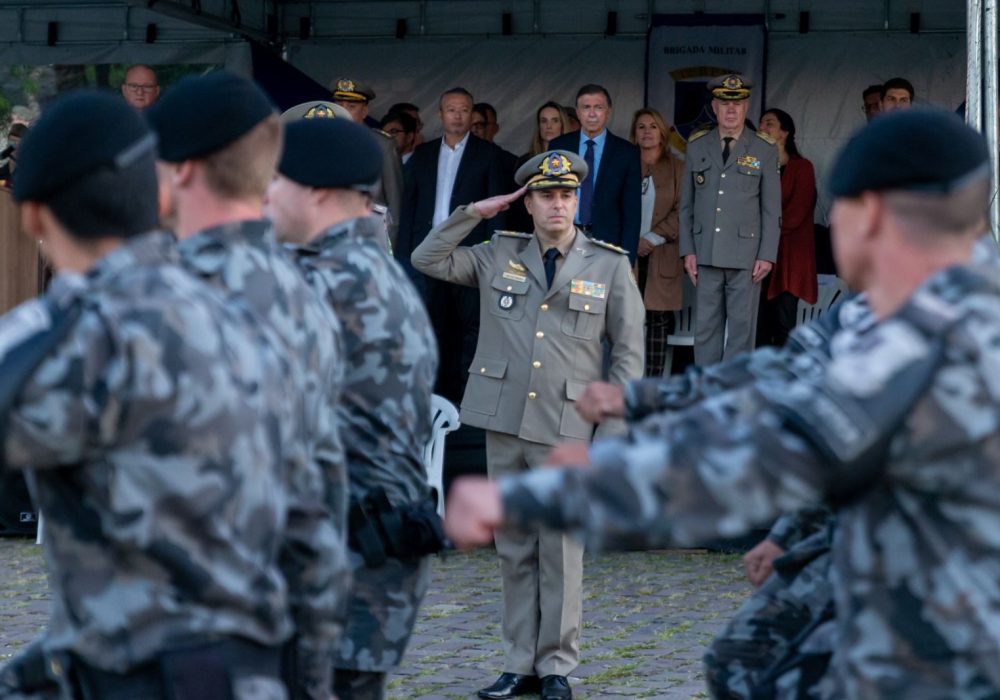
412, 204, 644, 678
678, 90, 781, 367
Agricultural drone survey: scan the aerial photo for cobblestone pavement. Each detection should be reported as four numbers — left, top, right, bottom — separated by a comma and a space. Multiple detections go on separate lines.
0, 539, 750, 699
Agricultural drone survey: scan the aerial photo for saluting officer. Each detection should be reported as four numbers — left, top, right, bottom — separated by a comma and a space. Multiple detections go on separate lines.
412, 150, 644, 700
679, 74, 780, 366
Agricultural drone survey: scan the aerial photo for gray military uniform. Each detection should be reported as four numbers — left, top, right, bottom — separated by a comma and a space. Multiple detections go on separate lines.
372, 129, 404, 248
678, 127, 780, 365
412, 205, 644, 677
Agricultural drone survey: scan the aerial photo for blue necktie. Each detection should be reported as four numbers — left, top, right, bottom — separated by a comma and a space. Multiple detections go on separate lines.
579, 139, 595, 226
543, 248, 560, 289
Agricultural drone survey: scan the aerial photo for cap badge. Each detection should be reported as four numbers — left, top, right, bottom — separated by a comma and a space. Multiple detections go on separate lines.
337, 79, 356, 93
722, 75, 743, 90
304, 105, 337, 119
540, 152, 572, 177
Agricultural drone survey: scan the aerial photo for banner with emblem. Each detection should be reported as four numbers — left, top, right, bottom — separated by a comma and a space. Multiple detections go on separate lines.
645, 14, 767, 149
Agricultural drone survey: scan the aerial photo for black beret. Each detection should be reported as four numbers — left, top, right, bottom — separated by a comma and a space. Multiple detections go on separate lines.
829, 108, 989, 198
145, 70, 274, 163
13, 90, 155, 203
278, 118, 382, 190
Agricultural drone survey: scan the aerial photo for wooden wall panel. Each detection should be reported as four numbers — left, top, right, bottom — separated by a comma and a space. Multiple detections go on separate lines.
0, 189, 44, 314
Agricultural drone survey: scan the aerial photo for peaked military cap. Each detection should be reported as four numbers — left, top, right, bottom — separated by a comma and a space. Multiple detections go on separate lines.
330, 78, 375, 103
146, 70, 274, 163
281, 100, 352, 124
278, 118, 382, 191
14, 90, 156, 202
515, 150, 589, 190
708, 74, 752, 101
829, 108, 989, 198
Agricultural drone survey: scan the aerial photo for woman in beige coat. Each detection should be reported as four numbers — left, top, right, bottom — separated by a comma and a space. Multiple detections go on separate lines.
630, 108, 684, 376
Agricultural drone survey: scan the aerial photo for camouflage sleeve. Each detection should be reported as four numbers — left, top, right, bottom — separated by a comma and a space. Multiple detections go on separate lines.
500, 382, 828, 551
765, 507, 835, 550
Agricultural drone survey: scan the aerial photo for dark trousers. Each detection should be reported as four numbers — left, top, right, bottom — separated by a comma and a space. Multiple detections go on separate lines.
756, 291, 800, 349
424, 278, 480, 404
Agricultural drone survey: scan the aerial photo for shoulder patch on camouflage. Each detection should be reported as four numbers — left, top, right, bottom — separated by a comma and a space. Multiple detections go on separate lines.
755, 130, 776, 145
494, 230, 533, 239
587, 237, 628, 255
688, 129, 710, 143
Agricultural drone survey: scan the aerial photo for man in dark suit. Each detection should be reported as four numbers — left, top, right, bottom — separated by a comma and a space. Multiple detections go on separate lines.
396, 87, 508, 401
549, 84, 641, 262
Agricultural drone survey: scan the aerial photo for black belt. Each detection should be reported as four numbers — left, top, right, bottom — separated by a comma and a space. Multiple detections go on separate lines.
72, 637, 282, 700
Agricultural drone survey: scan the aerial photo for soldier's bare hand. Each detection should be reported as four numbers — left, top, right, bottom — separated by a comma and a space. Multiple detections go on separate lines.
742, 539, 785, 587
544, 442, 591, 468
445, 477, 503, 549
472, 186, 529, 219
751, 259, 774, 284
683, 255, 698, 286
576, 381, 625, 423
637, 239, 656, 257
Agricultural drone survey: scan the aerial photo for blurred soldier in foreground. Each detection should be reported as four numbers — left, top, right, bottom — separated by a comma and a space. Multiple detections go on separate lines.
147, 71, 348, 700
265, 117, 441, 700
0, 92, 293, 699
412, 151, 644, 700
445, 109, 1000, 698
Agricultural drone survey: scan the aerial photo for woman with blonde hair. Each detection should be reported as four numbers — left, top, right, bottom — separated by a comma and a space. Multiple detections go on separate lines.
629, 107, 684, 377
508, 101, 572, 230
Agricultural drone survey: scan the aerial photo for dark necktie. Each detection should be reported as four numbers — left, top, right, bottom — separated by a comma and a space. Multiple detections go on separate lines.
543, 247, 560, 289
722, 136, 734, 164
579, 139, 596, 226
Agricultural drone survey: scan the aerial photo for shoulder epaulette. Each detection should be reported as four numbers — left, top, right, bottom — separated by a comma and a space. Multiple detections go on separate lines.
755, 130, 776, 145
372, 128, 392, 140
494, 230, 533, 239
688, 129, 710, 143
587, 237, 628, 255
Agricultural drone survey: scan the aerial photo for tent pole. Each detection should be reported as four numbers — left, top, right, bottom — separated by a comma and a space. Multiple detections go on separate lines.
969, 0, 983, 133
985, 0, 999, 237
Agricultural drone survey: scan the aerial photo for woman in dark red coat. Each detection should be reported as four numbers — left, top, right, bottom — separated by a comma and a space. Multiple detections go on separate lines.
756, 108, 818, 347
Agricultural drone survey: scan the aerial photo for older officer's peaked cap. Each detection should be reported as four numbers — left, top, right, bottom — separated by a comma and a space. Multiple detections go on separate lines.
515, 150, 589, 190
146, 70, 274, 163
281, 100, 353, 123
278, 118, 382, 191
14, 90, 155, 202
330, 78, 376, 103
708, 74, 752, 101
829, 108, 989, 198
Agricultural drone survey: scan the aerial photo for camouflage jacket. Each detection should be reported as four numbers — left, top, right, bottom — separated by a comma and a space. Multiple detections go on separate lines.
501, 260, 1000, 698
0, 231, 293, 673
178, 220, 348, 698
291, 215, 438, 671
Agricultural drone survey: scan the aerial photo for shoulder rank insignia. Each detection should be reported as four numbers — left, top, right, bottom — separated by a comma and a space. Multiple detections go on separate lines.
374, 127, 392, 139
688, 129, 710, 143
587, 237, 628, 255
494, 230, 533, 239
755, 130, 776, 145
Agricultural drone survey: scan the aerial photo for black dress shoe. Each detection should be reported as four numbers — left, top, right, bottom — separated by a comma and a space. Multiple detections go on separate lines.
540, 675, 572, 700
477, 672, 540, 699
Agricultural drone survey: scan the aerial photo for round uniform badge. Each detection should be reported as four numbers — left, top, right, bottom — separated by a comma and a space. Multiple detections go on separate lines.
499, 294, 515, 310
695, 173, 706, 185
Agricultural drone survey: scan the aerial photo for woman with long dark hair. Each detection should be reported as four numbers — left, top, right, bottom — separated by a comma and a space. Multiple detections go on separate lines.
756, 108, 817, 347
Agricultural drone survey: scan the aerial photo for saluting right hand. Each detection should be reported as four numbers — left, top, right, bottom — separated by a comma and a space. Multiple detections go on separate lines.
471, 186, 529, 219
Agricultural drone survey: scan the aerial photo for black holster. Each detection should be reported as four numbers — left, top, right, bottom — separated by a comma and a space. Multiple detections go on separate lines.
348, 487, 450, 568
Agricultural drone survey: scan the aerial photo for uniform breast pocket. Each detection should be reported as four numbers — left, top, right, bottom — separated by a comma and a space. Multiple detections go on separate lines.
488, 275, 531, 321
561, 293, 607, 340
464, 356, 507, 416
737, 165, 761, 192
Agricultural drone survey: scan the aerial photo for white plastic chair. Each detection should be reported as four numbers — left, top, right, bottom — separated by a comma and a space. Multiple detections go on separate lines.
423, 394, 460, 517
35, 511, 43, 545
796, 275, 848, 326
661, 276, 697, 376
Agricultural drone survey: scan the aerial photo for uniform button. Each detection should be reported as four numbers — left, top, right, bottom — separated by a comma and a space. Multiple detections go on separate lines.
506, 285, 513, 291
719, 190, 724, 195
532, 360, 541, 368
721, 173, 726, 178
528, 391, 537, 400
540, 304, 549, 311
480, 367, 486, 373
536, 331, 544, 338
716, 207, 721, 212
715, 227, 720, 232
584, 303, 590, 311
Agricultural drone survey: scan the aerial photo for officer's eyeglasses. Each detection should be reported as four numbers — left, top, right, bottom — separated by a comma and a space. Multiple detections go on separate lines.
124, 83, 158, 93
385, 128, 411, 136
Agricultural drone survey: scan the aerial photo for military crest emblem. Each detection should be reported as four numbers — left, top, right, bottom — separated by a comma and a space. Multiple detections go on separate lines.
304, 104, 337, 119
722, 75, 744, 90
540, 153, 572, 177
695, 173, 706, 185
499, 294, 515, 310
337, 79, 356, 93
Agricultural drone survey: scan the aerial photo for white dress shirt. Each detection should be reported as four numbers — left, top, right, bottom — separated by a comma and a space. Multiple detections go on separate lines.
433, 132, 470, 226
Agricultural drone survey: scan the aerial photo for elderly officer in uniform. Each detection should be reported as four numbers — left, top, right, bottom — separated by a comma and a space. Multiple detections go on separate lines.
264, 117, 441, 700
680, 74, 780, 366
412, 150, 644, 700
445, 109, 1000, 699
0, 92, 296, 700
147, 72, 349, 700
330, 78, 404, 247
